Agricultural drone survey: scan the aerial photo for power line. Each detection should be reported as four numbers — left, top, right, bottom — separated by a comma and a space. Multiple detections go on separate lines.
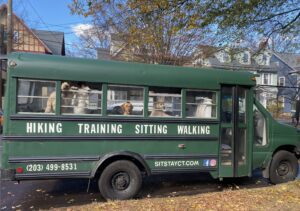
26, 0, 60, 44
25, 19, 91, 28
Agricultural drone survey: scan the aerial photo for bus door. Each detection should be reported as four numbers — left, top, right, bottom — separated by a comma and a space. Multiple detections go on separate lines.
219, 85, 250, 177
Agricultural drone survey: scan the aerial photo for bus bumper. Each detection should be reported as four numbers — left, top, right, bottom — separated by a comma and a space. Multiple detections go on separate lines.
0, 168, 15, 181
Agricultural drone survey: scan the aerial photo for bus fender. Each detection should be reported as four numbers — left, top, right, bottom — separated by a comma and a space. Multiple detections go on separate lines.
91, 151, 151, 177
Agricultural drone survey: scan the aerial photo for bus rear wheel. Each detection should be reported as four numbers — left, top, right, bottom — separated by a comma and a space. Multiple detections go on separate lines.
98, 160, 142, 200
269, 150, 298, 184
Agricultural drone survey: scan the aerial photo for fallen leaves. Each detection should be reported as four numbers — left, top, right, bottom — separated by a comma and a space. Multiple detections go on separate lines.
53, 180, 300, 211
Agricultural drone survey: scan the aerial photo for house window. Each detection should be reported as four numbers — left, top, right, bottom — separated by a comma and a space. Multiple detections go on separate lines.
255, 53, 270, 66
242, 52, 250, 64
278, 77, 285, 86
262, 73, 271, 85
262, 54, 268, 65
222, 52, 231, 63
13, 31, 19, 43
216, 51, 231, 63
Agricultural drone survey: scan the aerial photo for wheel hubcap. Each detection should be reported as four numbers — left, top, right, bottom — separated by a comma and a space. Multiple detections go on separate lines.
112, 172, 130, 191
277, 161, 291, 176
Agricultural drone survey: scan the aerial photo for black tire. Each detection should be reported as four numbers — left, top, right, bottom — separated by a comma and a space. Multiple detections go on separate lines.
98, 160, 142, 200
269, 150, 299, 184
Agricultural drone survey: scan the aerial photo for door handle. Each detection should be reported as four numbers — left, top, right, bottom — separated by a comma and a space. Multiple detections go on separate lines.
178, 144, 186, 149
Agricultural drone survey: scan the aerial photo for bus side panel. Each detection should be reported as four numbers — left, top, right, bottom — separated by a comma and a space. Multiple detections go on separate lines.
3, 120, 220, 179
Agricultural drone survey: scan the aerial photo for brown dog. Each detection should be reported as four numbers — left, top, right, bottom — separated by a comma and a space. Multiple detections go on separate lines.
121, 102, 133, 115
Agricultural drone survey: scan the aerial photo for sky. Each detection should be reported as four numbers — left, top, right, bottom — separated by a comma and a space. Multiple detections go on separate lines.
1, 0, 92, 54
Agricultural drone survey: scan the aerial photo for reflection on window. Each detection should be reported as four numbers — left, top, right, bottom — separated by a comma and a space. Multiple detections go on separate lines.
238, 88, 246, 123
107, 85, 144, 116
17, 79, 56, 114
61, 81, 102, 115
221, 128, 233, 166
149, 87, 181, 117
186, 90, 216, 118
253, 105, 267, 146
221, 87, 233, 123
237, 128, 247, 165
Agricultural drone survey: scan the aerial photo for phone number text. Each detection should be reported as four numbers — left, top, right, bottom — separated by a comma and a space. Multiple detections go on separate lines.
26, 163, 78, 172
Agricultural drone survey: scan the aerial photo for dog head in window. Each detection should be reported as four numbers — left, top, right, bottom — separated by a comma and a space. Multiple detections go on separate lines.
121, 102, 133, 115
61, 82, 70, 90
154, 97, 165, 111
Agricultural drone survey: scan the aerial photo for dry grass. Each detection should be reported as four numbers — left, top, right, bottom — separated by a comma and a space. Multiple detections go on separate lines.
50, 180, 300, 211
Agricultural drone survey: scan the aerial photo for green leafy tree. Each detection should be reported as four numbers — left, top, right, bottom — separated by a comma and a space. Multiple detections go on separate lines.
69, 0, 300, 60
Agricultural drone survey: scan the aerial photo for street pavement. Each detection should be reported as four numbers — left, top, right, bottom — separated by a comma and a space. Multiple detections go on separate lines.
1, 165, 299, 210
0, 173, 275, 210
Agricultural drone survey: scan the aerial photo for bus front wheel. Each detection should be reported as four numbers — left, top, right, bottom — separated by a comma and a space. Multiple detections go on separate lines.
269, 150, 299, 184
98, 160, 142, 200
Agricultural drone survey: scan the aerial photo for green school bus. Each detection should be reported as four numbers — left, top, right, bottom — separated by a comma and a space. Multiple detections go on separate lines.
1, 53, 299, 200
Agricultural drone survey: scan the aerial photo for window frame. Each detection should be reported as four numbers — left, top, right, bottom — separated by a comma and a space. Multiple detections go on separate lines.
107, 84, 145, 117
253, 103, 269, 147
278, 77, 285, 87
60, 81, 103, 116
262, 73, 271, 85
185, 89, 218, 119
16, 78, 57, 115
148, 87, 182, 118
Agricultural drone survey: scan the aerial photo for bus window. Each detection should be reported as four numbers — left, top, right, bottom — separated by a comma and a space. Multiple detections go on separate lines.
238, 88, 246, 123
61, 81, 102, 115
253, 105, 267, 146
221, 87, 233, 123
17, 79, 56, 114
149, 87, 181, 117
107, 85, 144, 116
186, 90, 217, 118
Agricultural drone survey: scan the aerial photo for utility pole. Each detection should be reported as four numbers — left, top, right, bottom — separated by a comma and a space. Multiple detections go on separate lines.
1, 0, 13, 109
7, 0, 13, 54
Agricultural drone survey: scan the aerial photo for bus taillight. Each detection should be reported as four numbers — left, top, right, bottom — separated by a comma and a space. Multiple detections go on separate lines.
16, 167, 23, 173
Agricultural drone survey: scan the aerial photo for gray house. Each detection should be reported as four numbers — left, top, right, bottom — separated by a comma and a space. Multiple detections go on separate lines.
32, 29, 65, 56
192, 45, 299, 115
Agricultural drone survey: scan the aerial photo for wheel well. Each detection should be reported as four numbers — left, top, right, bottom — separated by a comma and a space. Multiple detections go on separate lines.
273, 145, 299, 159
94, 155, 148, 179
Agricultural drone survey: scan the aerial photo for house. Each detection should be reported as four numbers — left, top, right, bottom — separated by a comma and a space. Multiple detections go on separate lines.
191, 45, 299, 116
0, 4, 65, 108
101, 34, 300, 116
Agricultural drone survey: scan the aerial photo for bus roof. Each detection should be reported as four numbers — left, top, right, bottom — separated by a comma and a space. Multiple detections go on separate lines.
8, 52, 256, 89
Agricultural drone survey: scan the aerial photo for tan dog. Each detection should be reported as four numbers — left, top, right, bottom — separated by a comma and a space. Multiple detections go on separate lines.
45, 82, 70, 113
150, 97, 170, 117
121, 102, 133, 115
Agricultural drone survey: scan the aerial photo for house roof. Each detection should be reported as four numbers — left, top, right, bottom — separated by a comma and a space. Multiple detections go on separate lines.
0, 4, 53, 54
195, 45, 300, 72
275, 53, 300, 69
32, 29, 65, 55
